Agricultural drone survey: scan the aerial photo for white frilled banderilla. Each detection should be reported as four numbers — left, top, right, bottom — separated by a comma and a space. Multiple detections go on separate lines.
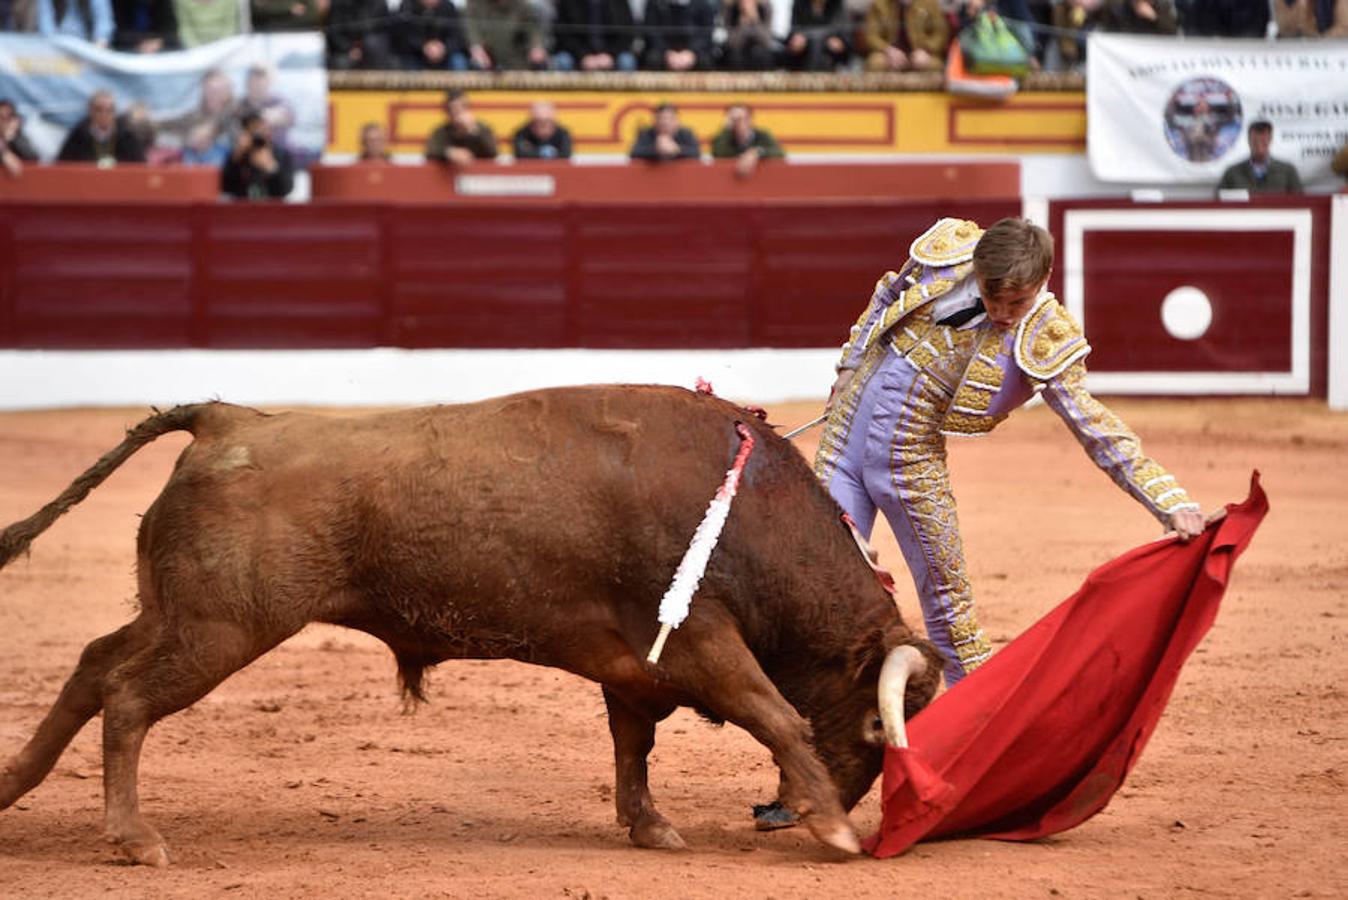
646, 422, 756, 665
645, 414, 924, 748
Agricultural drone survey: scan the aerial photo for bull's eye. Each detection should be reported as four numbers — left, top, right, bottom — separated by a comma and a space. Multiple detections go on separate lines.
862, 714, 886, 745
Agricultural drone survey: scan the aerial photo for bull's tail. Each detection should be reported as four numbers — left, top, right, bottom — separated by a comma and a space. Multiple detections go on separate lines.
0, 404, 209, 570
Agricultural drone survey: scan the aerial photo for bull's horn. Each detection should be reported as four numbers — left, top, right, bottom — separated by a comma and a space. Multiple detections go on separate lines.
877, 644, 927, 749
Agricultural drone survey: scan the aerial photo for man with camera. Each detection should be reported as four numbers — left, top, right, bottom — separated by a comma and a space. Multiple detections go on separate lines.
221, 111, 295, 200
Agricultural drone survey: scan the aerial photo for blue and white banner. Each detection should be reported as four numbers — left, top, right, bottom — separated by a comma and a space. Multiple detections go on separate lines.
1087, 34, 1348, 189
0, 33, 327, 165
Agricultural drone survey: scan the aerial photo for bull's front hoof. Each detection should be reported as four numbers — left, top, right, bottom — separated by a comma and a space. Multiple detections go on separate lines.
106, 826, 171, 867
629, 815, 688, 851
803, 815, 861, 856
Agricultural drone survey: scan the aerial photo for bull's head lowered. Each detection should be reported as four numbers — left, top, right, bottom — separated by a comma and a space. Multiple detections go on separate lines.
769, 619, 943, 816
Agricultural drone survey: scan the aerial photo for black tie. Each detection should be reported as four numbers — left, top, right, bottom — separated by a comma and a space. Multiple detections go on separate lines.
938, 297, 985, 328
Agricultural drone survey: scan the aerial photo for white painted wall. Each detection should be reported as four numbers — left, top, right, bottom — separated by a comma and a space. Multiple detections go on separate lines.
1330, 194, 1348, 411
0, 348, 841, 410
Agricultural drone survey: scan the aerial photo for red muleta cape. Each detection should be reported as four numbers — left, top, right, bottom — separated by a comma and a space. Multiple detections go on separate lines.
866, 472, 1268, 858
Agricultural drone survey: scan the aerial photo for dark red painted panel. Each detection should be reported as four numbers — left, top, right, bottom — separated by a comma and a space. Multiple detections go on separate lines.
753, 200, 1021, 347
1047, 197, 1331, 396
5, 205, 195, 348
572, 205, 755, 348
1082, 229, 1294, 373
201, 204, 386, 346
387, 206, 569, 347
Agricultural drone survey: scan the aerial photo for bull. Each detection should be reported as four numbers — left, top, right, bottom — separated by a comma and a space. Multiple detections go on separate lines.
0, 385, 940, 866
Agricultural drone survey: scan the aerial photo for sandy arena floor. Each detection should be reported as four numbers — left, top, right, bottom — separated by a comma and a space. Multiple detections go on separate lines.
0, 396, 1344, 899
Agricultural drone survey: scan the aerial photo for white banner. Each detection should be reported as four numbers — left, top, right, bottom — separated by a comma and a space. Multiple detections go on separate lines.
1087, 34, 1348, 189
0, 33, 327, 165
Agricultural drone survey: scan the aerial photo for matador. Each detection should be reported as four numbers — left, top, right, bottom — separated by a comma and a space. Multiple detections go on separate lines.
814, 216, 1204, 687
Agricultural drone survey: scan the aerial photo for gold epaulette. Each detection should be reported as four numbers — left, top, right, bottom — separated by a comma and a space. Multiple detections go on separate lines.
909, 218, 983, 266
854, 218, 983, 355
1014, 295, 1091, 381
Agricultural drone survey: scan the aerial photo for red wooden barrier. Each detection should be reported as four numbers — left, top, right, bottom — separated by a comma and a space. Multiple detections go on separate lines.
1, 196, 1328, 398
309, 160, 1022, 204
0, 199, 1021, 351
0, 164, 221, 203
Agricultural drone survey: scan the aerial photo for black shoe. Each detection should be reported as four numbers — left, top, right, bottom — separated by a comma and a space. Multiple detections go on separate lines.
752, 800, 800, 831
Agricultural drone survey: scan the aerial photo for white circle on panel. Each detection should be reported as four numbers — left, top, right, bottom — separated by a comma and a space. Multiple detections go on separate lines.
1160, 286, 1213, 341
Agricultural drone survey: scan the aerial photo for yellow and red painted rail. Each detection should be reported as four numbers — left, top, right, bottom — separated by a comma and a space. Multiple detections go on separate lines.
327, 89, 1088, 157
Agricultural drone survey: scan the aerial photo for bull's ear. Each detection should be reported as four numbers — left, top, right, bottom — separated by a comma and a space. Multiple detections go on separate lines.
847, 625, 888, 683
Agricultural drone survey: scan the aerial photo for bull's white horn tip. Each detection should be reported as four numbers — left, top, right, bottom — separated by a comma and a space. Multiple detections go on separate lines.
877, 644, 927, 749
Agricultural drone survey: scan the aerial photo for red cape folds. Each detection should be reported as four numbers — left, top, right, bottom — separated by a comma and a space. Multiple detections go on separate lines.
865, 472, 1268, 858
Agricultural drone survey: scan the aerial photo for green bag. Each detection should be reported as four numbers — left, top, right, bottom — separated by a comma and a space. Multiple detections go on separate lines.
958, 11, 1030, 79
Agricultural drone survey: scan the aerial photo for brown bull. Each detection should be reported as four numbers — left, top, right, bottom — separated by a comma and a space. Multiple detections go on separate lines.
0, 385, 940, 866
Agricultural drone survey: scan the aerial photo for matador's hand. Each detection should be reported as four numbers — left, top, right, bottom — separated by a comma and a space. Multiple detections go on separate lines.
1166, 508, 1206, 542
826, 368, 855, 413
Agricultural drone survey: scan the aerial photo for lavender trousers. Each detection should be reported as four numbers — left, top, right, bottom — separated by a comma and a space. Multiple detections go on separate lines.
814, 352, 995, 686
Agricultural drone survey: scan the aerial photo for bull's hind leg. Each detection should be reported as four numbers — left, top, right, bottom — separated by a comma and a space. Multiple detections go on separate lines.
602, 686, 685, 851
0, 624, 141, 810
99, 618, 295, 867
659, 610, 861, 855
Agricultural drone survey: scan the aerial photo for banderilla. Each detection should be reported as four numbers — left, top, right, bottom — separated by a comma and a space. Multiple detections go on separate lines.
781, 413, 828, 440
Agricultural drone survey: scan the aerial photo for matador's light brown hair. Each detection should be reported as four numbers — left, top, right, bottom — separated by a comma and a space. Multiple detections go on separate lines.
972, 218, 1054, 300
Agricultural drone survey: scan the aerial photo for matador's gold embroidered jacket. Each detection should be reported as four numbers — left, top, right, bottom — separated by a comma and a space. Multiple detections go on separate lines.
833, 223, 1199, 524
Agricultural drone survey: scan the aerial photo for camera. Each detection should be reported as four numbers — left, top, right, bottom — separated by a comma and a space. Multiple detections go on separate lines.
251, 134, 268, 149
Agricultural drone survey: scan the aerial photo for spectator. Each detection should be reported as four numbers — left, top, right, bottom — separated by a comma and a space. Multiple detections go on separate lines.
173, 0, 245, 46
1183, 0, 1267, 36
640, 0, 715, 71
57, 90, 146, 165
327, 0, 394, 69
425, 89, 499, 164
357, 122, 391, 162
1, 0, 38, 29
512, 100, 572, 159
864, 0, 949, 72
552, 0, 637, 71
709, 103, 784, 177
722, 0, 777, 70
110, 0, 181, 51
464, 0, 548, 70
180, 119, 229, 166
157, 68, 237, 164
221, 110, 295, 200
629, 102, 700, 161
250, 0, 328, 31
1334, 139, 1348, 187
1217, 120, 1303, 194
783, 0, 849, 71
1096, 0, 1178, 33
1047, 0, 1101, 72
0, 136, 22, 178
238, 65, 296, 157
123, 101, 170, 163
395, 0, 468, 70
36, 0, 114, 44
0, 99, 39, 169
1274, 0, 1348, 36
